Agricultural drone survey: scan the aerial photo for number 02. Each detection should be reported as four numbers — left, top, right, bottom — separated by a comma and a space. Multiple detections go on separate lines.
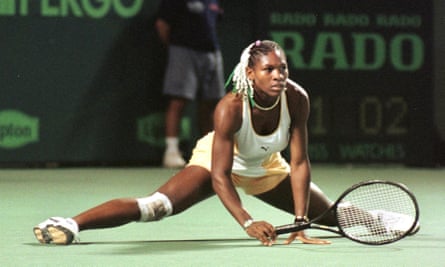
359, 96, 408, 136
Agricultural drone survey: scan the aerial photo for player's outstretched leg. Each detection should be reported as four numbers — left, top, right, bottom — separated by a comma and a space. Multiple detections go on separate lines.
33, 166, 214, 245
32, 193, 169, 245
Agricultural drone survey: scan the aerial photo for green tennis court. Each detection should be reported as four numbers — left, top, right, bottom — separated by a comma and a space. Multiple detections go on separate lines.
1, 165, 444, 266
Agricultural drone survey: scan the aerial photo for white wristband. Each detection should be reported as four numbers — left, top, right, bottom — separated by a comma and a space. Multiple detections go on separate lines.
243, 219, 254, 229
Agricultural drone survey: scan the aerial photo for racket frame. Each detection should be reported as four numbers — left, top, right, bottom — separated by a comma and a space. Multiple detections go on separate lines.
275, 180, 420, 245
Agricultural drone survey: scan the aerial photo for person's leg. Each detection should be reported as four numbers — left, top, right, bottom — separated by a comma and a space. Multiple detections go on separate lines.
157, 165, 214, 213
307, 182, 336, 225
162, 45, 197, 168
34, 166, 214, 244
73, 199, 140, 231
164, 97, 188, 168
165, 97, 188, 138
254, 177, 336, 226
74, 166, 213, 228
198, 50, 225, 136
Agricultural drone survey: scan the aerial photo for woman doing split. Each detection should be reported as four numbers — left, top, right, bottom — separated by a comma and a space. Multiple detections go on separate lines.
34, 40, 336, 246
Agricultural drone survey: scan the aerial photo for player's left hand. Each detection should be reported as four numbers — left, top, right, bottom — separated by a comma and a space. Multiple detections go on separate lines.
245, 221, 277, 246
283, 230, 331, 245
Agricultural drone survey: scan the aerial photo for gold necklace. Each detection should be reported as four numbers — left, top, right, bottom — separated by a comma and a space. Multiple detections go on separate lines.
252, 95, 281, 111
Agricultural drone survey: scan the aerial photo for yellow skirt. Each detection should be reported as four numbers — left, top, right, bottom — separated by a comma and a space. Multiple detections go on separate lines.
187, 132, 289, 195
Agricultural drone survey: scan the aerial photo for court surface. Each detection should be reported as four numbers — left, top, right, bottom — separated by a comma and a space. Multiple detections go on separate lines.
1, 164, 444, 267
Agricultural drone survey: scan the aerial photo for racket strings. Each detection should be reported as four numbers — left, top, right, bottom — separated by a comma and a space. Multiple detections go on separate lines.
336, 183, 417, 244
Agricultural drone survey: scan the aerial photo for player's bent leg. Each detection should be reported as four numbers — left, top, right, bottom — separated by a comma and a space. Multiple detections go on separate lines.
254, 177, 335, 226
308, 183, 338, 226
308, 182, 337, 226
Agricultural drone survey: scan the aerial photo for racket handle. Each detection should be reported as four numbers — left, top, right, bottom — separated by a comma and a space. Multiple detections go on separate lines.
275, 223, 309, 235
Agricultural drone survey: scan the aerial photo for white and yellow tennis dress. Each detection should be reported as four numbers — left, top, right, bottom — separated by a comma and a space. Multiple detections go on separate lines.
188, 90, 291, 195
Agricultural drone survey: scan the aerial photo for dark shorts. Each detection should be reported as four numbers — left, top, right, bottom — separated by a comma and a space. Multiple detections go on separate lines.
162, 45, 225, 100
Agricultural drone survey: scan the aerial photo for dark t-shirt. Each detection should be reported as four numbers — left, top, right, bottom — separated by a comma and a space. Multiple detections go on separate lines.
157, 0, 222, 51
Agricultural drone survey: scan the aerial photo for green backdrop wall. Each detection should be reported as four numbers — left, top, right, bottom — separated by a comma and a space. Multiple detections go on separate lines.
0, 0, 442, 166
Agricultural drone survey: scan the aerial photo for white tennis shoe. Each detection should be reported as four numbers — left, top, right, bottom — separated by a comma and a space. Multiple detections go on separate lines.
33, 217, 79, 245
370, 210, 420, 235
163, 150, 186, 168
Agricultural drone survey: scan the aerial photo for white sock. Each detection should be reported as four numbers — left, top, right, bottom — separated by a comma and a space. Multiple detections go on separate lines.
165, 137, 179, 152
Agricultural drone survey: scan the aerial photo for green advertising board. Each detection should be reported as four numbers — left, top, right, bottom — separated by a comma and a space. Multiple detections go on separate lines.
0, 0, 438, 166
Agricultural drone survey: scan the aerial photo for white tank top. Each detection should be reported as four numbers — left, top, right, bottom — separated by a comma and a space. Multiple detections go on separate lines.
232, 90, 291, 177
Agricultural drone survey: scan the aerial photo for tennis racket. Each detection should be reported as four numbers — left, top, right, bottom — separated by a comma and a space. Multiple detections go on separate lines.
275, 180, 419, 245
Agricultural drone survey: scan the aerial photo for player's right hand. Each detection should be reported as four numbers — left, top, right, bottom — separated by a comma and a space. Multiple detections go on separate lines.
245, 220, 276, 246
284, 230, 331, 245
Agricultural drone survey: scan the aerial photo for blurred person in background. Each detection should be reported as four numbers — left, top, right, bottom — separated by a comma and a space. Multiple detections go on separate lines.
155, 0, 225, 168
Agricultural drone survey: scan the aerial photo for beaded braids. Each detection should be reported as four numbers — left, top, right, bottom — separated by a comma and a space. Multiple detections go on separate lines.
225, 40, 286, 108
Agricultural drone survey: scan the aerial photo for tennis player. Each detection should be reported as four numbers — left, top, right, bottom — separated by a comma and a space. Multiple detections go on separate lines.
34, 40, 376, 246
